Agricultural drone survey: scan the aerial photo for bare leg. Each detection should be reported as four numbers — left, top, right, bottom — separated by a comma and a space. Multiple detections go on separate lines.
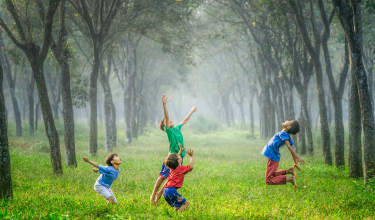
155, 184, 165, 204
286, 176, 297, 190
286, 166, 297, 179
150, 176, 165, 205
176, 200, 189, 213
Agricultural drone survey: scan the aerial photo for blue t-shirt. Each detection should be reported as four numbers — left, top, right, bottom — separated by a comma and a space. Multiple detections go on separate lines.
97, 165, 121, 188
261, 131, 294, 161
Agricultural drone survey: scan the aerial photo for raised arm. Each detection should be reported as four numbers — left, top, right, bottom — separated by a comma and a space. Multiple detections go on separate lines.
83, 157, 99, 168
285, 140, 304, 171
186, 149, 194, 170
177, 143, 185, 156
181, 107, 197, 126
162, 94, 170, 129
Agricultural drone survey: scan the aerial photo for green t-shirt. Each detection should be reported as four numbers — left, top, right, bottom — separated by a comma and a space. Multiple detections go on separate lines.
165, 123, 185, 156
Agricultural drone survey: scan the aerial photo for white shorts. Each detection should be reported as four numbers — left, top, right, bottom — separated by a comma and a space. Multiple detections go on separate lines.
94, 182, 117, 203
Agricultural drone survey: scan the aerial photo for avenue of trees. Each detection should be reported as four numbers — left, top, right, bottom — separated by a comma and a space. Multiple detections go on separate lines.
1, 0, 375, 200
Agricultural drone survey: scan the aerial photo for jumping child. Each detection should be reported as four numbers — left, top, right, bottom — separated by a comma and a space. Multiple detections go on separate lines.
83, 154, 121, 204
150, 94, 197, 205
163, 146, 194, 212
261, 120, 304, 189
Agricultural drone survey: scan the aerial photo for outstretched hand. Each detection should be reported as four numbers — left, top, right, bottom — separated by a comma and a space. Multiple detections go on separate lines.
93, 168, 99, 173
294, 158, 305, 171
83, 157, 90, 162
178, 143, 185, 155
186, 149, 194, 157
162, 94, 168, 105
191, 107, 197, 112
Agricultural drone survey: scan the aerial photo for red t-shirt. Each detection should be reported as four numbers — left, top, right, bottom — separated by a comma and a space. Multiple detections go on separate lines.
165, 165, 191, 189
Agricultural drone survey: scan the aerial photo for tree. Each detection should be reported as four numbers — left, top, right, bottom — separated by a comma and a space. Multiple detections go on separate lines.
0, 0, 63, 174
287, 0, 333, 165
0, 32, 22, 136
68, 0, 123, 155
0, 55, 12, 200
332, 0, 375, 182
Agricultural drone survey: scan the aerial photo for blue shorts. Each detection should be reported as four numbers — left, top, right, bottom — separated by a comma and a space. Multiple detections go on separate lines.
163, 187, 186, 208
159, 156, 184, 179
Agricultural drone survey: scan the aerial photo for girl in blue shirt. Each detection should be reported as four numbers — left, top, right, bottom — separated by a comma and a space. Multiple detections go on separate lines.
83, 154, 121, 204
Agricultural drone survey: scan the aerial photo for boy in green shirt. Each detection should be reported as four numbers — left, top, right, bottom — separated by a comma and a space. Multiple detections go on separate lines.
150, 94, 197, 205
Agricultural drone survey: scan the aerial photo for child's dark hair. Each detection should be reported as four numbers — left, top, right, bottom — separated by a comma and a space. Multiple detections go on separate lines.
105, 153, 118, 166
165, 153, 179, 170
159, 118, 165, 131
287, 120, 300, 135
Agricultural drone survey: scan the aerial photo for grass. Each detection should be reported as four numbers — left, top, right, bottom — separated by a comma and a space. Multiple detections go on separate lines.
1, 121, 375, 219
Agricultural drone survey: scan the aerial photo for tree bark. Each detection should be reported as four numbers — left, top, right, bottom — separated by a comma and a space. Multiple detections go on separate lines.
349, 69, 363, 178
298, 109, 307, 155
249, 92, 254, 136
0, 57, 13, 200
0, 35, 22, 136
26, 71, 35, 135
332, 0, 375, 182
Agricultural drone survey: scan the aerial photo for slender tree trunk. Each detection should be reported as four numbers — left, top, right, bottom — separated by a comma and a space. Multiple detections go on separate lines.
249, 92, 254, 136
298, 109, 306, 155
31, 61, 63, 174
131, 77, 137, 139
349, 70, 363, 177
0, 42, 22, 136
35, 100, 40, 133
60, 61, 76, 166
0, 58, 12, 199
27, 72, 35, 135
89, 47, 100, 155
301, 92, 314, 156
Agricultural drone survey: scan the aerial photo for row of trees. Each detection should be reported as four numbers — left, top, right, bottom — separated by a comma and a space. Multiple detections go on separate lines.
0, 0, 199, 199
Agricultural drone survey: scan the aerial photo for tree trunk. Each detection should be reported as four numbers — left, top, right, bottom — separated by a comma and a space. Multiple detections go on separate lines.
298, 109, 307, 155
289, 0, 332, 165
249, 92, 254, 136
31, 61, 63, 174
27, 74, 35, 135
0, 58, 13, 200
131, 77, 138, 139
35, 100, 40, 133
88, 47, 100, 155
0, 39, 22, 136
301, 92, 314, 156
349, 69, 363, 178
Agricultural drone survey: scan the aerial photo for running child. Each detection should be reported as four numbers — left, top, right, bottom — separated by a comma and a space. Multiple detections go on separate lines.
261, 120, 304, 189
163, 147, 194, 212
150, 94, 197, 205
83, 154, 121, 204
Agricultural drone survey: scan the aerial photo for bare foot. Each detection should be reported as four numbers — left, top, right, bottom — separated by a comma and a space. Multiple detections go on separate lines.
291, 176, 297, 190
155, 191, 163, 204
150, 194, 156, 205
290, 166, 297, 179
177, 201, 189, 213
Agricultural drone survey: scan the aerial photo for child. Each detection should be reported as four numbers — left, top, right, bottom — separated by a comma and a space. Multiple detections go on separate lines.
150, 94, 197, 205
261, 120, 305, 190
83, 154, 121, 204
163, 147, 194, 212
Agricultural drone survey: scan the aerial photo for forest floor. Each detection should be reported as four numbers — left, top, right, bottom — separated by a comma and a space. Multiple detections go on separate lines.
1, 122, 374, 219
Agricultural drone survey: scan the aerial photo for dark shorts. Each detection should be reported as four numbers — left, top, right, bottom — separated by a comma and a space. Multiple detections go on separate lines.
159, 156, 184, 179
163, 187, 186, 208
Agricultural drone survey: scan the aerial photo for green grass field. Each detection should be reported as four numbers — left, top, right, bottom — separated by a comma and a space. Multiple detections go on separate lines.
1, 122, 374, 219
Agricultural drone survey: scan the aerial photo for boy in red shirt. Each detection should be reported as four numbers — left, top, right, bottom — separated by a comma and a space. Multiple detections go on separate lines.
162, 147, 194, 212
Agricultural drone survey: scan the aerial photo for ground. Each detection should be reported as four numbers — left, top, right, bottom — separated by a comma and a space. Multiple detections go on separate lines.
1, 122, 374, 219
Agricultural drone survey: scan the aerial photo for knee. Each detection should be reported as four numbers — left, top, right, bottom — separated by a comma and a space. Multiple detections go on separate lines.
265, 179, 271, 185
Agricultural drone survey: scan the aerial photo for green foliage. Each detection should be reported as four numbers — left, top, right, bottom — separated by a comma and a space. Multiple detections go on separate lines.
29, 141, 50, 153
365, 0, 375, 9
